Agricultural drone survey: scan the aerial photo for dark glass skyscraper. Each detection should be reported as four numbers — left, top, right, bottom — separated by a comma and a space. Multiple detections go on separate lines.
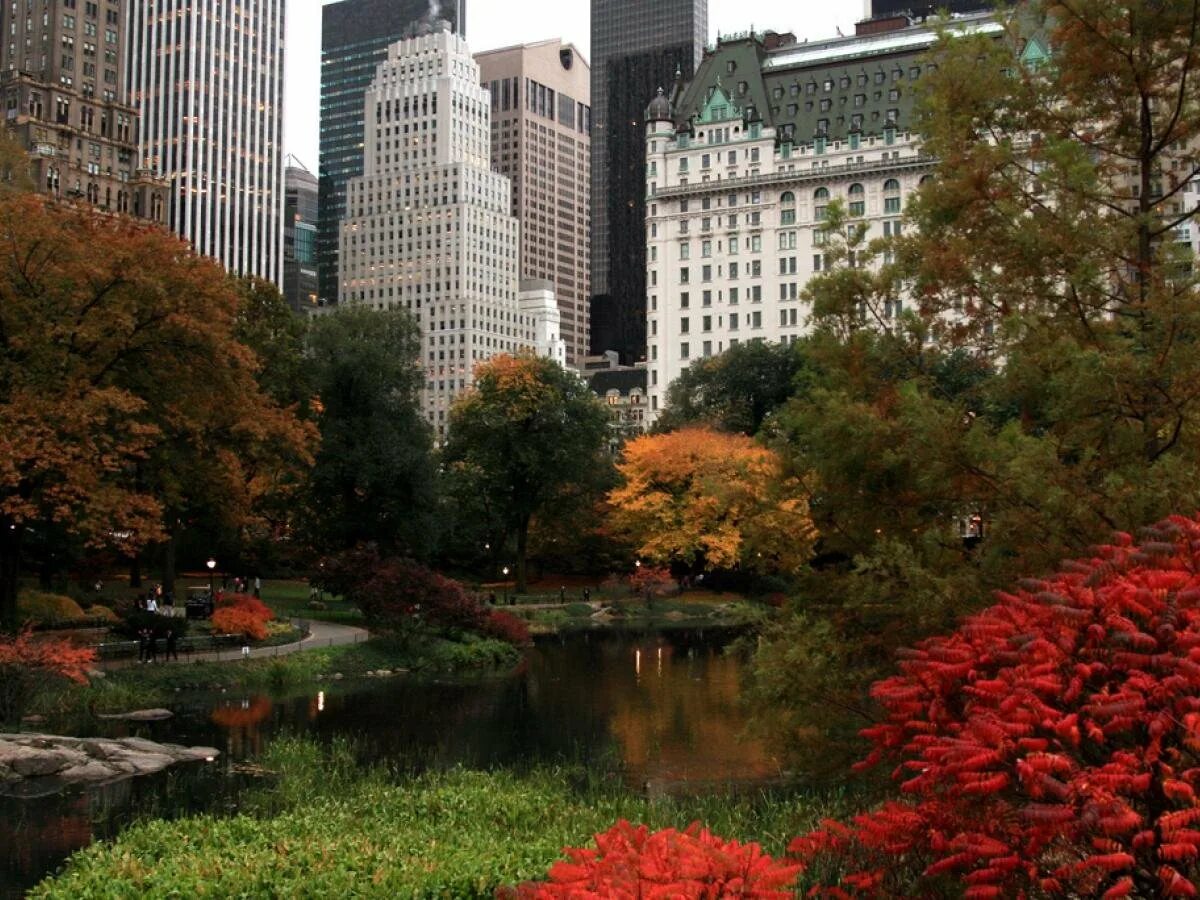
318, 0, 464, 302
869, 0, 996, 15
590, 0, 706, 363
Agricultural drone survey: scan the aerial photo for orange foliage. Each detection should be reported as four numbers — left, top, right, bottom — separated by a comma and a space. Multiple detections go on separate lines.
607, 427, 817, 574
211, 593, 274, 641
210, 696, 272, 728
0, 628, 95, 723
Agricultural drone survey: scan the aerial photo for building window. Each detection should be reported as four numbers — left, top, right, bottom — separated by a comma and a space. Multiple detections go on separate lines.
680, 342, 690, 359
884, 178, 901, 213
814, 187, 829, 221
779, 191, 795, 226
680, 317, 690, 334
849, 183, 865, 217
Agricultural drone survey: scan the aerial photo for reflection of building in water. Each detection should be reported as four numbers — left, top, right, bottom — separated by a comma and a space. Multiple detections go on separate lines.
606, 640, 777, 782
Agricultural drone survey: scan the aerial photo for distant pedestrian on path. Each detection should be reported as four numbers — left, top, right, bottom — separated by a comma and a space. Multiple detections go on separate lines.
137, 628, 150, 663
253, 576, 261, 599
165, 629, 179, 661
147, 630, 159, 664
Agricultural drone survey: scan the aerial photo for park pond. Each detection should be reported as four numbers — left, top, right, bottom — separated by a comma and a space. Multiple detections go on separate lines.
2, 626, 786, 896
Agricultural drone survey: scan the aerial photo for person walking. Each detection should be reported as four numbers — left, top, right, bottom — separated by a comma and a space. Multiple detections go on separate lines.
147, 629, 159, 664
253, 576, 261, 599
165, 628, 179, 662
137, 628, 149, 663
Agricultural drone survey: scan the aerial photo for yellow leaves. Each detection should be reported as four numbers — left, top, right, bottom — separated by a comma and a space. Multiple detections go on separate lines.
608, 427, 818, 574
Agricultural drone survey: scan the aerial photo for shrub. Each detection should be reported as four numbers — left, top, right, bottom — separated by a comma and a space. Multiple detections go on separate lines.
789, 514, 1200, 897
112, 609, 189, 640
509, 819, 800, 898
16, 591, 86, 625
628, 565, 674, 597
480, 610, 531, 647
84, 604, 119, 623
0, 628, 95, 724
211, 594, 274, 642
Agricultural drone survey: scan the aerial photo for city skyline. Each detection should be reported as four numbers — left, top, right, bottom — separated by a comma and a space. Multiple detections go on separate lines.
284, 0, 866, 167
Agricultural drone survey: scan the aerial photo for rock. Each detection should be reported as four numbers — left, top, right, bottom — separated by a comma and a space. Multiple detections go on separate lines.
58, 761, 117, 782
95, 708, 174, 722
9, 747, 82, 777
120, 752, 176, 775
86, 669, 106, 679
119, 736, 171, 754
332, 672, 344, 680
20, 715, 46, 725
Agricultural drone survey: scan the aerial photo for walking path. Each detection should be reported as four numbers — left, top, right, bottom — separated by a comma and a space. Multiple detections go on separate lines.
97, 619, 370, 670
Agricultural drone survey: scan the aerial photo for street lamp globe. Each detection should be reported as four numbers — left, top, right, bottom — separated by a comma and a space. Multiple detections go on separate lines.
205, 557, 217, 604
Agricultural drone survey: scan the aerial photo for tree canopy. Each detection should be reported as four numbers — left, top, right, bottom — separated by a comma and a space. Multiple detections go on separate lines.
0, 194, 316, 629
443, 354, 610, 591
301, 304, 437, 560
607, 427, 817, 577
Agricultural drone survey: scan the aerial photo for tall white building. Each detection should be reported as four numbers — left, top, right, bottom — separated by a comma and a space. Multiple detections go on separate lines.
643, 15, 1003, 419
126, 0, 285, 285
339, 27, 562, 436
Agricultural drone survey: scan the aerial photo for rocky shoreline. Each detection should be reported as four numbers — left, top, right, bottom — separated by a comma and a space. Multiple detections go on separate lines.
0, 733, 220, 798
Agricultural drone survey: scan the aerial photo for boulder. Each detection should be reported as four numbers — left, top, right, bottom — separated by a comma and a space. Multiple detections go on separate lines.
95, 708, 174, 721
58, 761, 118, 782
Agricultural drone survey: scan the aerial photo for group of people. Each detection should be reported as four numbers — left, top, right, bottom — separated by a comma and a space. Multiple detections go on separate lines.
223, 574, 262, 598
134, 583, 174, 614
136, 626, 179, 663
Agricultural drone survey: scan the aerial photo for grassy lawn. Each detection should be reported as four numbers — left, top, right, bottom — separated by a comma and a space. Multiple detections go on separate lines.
32, 737, 863, 898
258, 578, 364, 626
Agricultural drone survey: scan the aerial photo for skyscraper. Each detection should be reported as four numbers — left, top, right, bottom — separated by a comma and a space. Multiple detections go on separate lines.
283, 159, 318, 313
590, 0, 707, 363
319, 0, 465, 304
126, 0, 285, 284
869, 0, 996, 15
339, 27, 562, 438
0, 0, 166, 222
476, 40, 591, 366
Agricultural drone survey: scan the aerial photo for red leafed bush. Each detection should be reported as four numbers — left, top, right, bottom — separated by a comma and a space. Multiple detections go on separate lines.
211, 593, 274, 641
507, 819, 800, 898
628, 564, 674, 596
481, 609, 531, 647
0, 628, 96, 724
789, 514, 1200, 897
315, 546, 529, 646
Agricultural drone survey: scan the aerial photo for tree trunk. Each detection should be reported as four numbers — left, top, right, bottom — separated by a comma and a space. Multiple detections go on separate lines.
128, 553, 142, 589
516, 519, 529, 593
0, 520, 22, 633
163, 526, 178, 597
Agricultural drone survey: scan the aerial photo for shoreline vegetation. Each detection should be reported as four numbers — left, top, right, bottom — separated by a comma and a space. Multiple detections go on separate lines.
30, 737, 864, 898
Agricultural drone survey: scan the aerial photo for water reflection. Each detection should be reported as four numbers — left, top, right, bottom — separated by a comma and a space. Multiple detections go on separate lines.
4, 627, 776, 895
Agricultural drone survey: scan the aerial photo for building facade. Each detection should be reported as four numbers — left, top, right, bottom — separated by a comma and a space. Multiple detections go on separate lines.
644, 15, 1001, 419
126, 0, 285, 284
0, 0, 165, 221
319, 0, 464, 304
476, 40, 591, 366
284, 160, 318, 313
590, 0, 707, 364
339, 27, 563, 438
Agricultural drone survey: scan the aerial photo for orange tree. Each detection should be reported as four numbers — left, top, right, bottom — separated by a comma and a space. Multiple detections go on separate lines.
0, 629, 94, 724
442, 354, 610, 591
607, 426, 817, 577
0, 194, 316, 630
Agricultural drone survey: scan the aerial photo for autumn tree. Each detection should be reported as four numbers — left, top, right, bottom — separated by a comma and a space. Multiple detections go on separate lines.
443, 354, 610, 591
0, 629, 94, 724
791, 514, 1200, 897
607, 427, 817, 577
301, 305, 437, 559
0, 194, 316, 629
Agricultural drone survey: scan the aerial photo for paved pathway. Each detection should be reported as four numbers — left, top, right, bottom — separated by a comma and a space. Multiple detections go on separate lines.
97, 618, 370, 670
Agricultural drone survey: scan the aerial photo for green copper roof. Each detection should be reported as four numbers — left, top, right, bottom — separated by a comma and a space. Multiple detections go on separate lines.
673, 14, 1000, 144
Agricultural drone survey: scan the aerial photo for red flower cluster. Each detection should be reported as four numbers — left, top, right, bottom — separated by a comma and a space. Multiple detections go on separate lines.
789, 514, 1200, 897
212, 593, 274, 641
508, 820, 800, 898
0, 627, 96, 723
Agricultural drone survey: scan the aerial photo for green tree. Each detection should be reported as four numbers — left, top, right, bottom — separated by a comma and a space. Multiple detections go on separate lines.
443, 354, 610, 591
750, 0, 1200, 767
302, 305, 437, 558
655, 340, 805, 435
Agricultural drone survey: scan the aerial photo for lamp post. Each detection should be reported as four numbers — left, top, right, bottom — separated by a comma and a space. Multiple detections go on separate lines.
502, 566, 509, 606
206, 557, 216, 600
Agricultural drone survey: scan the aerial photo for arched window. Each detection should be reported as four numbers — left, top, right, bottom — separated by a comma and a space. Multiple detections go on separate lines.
780, 191, 796, 225
848, 182, 865, 217
814, 187, 829, 222
884, 178, 901, 214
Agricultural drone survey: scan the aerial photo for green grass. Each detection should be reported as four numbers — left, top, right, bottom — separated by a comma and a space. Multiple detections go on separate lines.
31, 636, 521, 720
32, 737, 861, 898
259, 579, 365, 626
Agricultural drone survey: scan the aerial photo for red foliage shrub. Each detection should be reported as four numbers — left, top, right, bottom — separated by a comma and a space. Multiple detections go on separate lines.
628, 564, 674, 596
0, 628, 96, 723
789, 514, 1200, 897
480, 609, 531, 647
211, 593, 274, 641
508, 819, 800, 899
318, 547, 529, 646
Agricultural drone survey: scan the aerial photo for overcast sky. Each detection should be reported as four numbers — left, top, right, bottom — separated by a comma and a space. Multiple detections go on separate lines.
283, 0, 868, 168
